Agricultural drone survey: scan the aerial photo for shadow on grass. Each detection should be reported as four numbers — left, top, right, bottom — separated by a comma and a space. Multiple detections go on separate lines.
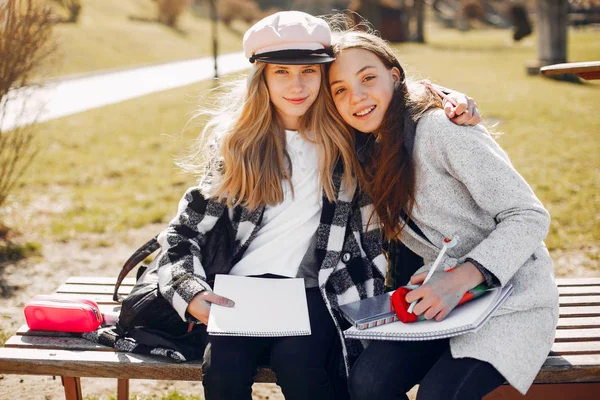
0, 225, 41, 298
128, 15, 188, 37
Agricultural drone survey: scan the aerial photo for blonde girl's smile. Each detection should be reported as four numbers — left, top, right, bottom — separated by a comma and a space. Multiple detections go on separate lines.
284, 96, 309, 105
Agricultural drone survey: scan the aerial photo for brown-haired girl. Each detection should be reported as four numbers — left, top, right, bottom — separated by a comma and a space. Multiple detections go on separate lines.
327, 31, 559, 399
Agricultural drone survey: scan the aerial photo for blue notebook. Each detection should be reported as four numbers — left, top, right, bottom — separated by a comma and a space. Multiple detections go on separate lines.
339, 291, 400, 330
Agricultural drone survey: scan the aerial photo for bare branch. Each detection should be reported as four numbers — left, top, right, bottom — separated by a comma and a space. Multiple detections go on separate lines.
0, 0, 57, 211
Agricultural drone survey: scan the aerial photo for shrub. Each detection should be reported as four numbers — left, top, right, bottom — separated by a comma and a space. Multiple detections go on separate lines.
0, 0, 56, 212
219, 0, 260, 25
155, 0, 192, 27
52, 0, 81, 23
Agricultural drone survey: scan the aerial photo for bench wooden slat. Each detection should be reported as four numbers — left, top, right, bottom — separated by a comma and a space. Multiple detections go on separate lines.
4, 336, 115, 352
554, 328, 600, 342
552, 341, 600, 355
559, 295, 600, 306
24, 293, 122, 305
61, 277, 598, 288
0, 348, 276, 382
557, 316, 600, 329
537, 354, 600, 384
66, 277, 136, 286
16, 325, 82, 338
555, 278, 600, 286
559, 306, 600, 318
558, 286, 600, 296
57, 284, 132, 296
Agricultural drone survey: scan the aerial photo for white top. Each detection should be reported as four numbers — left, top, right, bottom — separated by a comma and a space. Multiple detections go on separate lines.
229, 130, 322, 277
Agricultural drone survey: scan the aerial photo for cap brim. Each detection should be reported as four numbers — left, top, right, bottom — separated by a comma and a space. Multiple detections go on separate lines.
254, 55, 335, 65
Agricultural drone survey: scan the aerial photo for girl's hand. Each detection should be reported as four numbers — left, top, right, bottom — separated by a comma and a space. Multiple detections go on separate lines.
444, 92, 481, 126
187, 291, 235, 325
406, 262, 485, 321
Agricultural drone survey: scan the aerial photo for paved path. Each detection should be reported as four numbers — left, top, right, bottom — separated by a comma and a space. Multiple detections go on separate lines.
2, 52, 248, 131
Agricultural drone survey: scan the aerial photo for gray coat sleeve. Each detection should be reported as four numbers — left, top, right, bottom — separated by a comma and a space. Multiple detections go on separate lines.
420, 111, 550, 286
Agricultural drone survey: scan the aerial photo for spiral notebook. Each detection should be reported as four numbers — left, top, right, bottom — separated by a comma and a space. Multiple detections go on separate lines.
344, 284, 513, 341
207, 275, 311, 337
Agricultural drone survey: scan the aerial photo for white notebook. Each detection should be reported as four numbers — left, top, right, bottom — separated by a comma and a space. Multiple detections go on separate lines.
207, 275, 311, 337
344, 284, 513, 341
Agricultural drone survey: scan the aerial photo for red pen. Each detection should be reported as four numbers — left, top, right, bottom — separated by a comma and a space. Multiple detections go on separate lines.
420, 79, 458, 108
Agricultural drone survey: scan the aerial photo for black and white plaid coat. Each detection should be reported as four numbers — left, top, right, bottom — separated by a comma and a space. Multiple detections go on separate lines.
155, 166, 387, 374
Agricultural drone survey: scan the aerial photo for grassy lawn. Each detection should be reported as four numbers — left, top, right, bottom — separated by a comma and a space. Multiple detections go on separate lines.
5, 26, 600, 272
43, 0, 246, 77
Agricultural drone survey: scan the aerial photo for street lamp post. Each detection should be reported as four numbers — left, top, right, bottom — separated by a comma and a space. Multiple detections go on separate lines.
209, 0, 218, 79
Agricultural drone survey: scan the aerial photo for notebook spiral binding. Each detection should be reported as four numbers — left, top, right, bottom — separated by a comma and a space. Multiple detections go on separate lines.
345, 326, 471, 341
209, 329, 311, 337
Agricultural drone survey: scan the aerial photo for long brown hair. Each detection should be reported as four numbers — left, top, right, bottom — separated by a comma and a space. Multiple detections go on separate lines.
331, 30, 442, 239
180, 62, 359, 210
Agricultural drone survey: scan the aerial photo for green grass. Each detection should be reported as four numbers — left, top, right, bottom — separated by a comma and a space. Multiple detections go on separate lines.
43, 0, 246, 77
0, 329, 11, 347
11, 79, 219, 240
0, 241, 41, 263
6, 26, 600, 272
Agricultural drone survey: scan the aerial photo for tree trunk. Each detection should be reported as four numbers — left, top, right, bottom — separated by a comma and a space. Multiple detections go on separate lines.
358, 0, 382, 32
414, 0, 425, 43
537, 0, 568, 65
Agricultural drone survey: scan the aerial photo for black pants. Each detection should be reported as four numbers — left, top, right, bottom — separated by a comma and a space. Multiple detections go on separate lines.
202, 287, 346, 400
348, 339, 505, 400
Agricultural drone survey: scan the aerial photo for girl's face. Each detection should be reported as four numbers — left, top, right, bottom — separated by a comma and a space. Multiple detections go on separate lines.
264, 63, 322, 130
328, 48, 400, 133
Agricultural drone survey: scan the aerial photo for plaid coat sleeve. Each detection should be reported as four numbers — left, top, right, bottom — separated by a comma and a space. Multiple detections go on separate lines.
156, 186, 226, 321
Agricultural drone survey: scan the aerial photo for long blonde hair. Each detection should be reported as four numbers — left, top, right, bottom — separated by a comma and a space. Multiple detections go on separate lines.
180, 62, 359, 210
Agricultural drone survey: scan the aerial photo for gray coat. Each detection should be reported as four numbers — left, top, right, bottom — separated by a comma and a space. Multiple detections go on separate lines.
398, 110, 559, 394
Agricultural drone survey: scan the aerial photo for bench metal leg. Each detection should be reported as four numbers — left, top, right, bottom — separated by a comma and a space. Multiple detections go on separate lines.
61, 376, 82, 400
117, 378, 130, 400
486, 383, 600, 399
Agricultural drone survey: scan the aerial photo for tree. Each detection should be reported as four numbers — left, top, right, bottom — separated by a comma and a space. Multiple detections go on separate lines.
0, 0, 55, 212
154, 0, 192, 28
52, 0, 82, 23
350, 0, 383, 32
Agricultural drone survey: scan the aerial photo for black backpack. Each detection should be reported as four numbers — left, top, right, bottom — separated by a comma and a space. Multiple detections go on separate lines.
112, 212, 235, 338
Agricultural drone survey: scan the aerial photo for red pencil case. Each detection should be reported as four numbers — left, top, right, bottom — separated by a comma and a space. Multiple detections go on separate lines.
24, 295, 103, 332
390, 284, 490, 323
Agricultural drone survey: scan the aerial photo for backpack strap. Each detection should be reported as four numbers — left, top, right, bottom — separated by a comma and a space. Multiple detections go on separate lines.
113, 236, 161, 301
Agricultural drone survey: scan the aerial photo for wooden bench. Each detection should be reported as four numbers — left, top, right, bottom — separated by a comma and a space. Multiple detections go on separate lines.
0, 277, 599, 400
